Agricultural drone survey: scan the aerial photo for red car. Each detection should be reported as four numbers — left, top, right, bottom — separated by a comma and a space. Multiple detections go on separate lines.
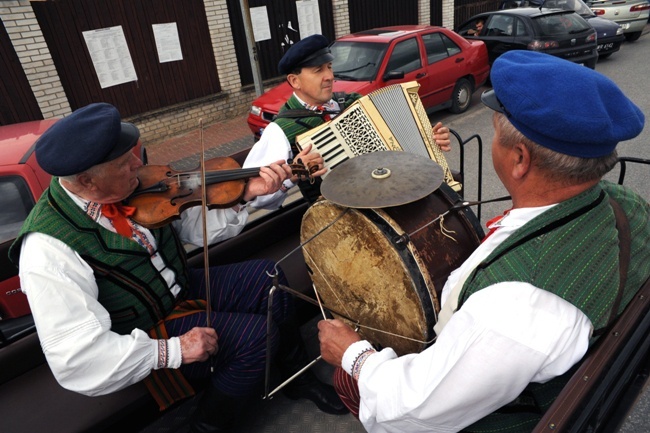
0, 120, 58, 320
247, 25, 490, 138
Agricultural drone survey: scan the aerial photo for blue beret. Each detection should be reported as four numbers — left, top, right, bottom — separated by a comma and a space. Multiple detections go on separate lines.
35, 103, 140, 176
481, 51, 644, 158
278, 34, 334, 75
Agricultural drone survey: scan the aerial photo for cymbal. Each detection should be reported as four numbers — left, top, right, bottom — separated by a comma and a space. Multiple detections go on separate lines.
320, 151, 444, 208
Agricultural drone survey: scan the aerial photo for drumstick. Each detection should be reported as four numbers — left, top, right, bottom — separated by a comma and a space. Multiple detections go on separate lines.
312, 283, 328, 319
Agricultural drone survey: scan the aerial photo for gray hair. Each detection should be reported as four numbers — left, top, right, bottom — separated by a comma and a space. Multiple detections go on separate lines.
494, 113, 618, 183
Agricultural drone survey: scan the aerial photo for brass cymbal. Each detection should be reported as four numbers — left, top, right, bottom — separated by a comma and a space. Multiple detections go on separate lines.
320, 151, 444, 208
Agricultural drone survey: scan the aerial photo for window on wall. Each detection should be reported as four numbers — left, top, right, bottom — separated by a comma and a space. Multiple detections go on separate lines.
385, 38, 421, 74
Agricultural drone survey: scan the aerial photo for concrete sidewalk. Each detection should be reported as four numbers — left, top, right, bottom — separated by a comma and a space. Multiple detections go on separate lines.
143, 113, 255, 170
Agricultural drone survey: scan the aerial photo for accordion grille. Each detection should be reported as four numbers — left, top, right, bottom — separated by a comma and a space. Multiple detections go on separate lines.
368, 88, 429, 158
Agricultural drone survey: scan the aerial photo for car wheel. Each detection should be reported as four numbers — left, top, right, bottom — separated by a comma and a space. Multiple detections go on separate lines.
625, 31, 642, 42
449, 78, 473, 114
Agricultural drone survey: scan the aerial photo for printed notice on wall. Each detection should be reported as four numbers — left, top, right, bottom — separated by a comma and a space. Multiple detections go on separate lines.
250, 6, 271, 42
152, 23, 183, 63
82, 26, 137, 89
296, 0, 321, 38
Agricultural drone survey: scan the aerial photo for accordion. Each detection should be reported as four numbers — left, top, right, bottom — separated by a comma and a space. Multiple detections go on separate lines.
295, 81, 459, 190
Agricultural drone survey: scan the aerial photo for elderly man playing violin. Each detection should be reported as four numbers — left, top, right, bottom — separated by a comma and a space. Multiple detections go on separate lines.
9, 102, 347, 433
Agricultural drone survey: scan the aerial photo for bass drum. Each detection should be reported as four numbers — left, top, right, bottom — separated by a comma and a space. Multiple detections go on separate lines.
300, 183, 483, 356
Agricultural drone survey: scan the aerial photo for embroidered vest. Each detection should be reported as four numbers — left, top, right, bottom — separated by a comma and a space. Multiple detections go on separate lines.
460, 181, 650, 432
274, 93, 362, 203
9, 178, 190, 335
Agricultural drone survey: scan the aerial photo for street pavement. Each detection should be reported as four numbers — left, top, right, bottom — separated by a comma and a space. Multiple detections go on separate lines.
143, 112, 254, 169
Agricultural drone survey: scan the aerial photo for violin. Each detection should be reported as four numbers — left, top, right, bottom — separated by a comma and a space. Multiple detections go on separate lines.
124, 156, 310, 228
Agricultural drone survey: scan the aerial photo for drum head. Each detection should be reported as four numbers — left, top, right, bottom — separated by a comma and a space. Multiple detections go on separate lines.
301, 199, 438, 355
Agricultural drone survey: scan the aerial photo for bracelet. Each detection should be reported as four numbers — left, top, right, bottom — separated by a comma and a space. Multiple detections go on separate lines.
157, 339, 168, 369
352, 348, 376, 381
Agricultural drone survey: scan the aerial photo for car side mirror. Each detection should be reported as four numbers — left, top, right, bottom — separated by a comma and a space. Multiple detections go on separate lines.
383, 70, 405, 82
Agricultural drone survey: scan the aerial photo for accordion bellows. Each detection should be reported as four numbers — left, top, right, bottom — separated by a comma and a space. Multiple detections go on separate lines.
295, 81, 459, 190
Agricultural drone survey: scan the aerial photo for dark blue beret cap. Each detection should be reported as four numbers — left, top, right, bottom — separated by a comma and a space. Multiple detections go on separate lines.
481, 51, 644, 158
35, 102, 140, 176
278, 34, 334, 75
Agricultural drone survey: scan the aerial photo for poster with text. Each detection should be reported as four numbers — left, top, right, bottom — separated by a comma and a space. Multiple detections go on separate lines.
250, 6, 271, 42
153, 22, 183, 63
82, 26, 137, 89
296, 0, 321, 38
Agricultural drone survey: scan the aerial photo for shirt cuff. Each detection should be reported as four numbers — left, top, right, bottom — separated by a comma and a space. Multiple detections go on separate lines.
168, 336, 182, 369
342, 340, 374, 375
280, 179, 295, 193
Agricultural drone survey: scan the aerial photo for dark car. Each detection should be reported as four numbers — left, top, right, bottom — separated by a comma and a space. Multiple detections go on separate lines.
457, 8, 599, 69
247, 26, 490, 138
501, 0, 625, 58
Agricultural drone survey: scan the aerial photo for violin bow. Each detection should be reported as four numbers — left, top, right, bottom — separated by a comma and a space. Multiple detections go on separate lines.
199, 119, 214, 372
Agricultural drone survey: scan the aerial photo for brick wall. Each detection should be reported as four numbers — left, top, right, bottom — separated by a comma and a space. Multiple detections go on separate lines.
332, 0, 350, 38
443, 0, 455, 28
1, 0, 455, 145
0, 1, 70, 119
419, 0, 430, 24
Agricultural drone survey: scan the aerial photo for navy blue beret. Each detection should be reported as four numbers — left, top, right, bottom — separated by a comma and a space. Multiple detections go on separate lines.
278, 34, 334, 75
481, 51, 644, 158
35, 103, 140, 176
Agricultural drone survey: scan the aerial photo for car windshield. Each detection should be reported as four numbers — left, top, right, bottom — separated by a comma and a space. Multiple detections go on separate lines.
534, 12, 591, 34
330, 41, 388, 81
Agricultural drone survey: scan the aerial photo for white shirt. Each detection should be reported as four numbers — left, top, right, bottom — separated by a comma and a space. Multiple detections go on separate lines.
18, 182, 249, 396
243, 122, 293, 210
242, 93, 341, 210
341, 206, 594, 433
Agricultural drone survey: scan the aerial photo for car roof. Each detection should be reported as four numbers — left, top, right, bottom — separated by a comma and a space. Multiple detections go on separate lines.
336, 25, 446, 43
0, 119, 57, 166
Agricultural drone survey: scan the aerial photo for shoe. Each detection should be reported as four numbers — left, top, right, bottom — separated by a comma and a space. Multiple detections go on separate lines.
283, 371, 350, 415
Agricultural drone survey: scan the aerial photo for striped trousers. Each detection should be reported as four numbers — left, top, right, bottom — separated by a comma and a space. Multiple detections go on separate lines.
164, 258, 293, 397
333, 367, 361, 418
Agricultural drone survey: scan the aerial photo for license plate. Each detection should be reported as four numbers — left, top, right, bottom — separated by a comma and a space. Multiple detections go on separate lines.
621, 23, 631, 30
598, 43, 614, 50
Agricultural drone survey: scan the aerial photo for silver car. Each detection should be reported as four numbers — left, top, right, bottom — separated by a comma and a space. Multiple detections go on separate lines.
586, 0, 650, 41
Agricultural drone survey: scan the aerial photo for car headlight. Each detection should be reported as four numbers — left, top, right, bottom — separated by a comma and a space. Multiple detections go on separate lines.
616, 27, 624, 36
250, 106, 262, 117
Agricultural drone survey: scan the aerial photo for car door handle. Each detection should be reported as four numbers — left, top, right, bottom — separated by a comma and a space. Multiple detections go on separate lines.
455, 57, 465, 63
416, 72, 426, 78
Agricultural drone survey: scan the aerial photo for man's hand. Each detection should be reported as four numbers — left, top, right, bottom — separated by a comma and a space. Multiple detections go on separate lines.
179, 327, 219, 364
318, 319, 361, 367
433, 122, 452, 152
242, 160, 290, 201
293, 143, 327, 182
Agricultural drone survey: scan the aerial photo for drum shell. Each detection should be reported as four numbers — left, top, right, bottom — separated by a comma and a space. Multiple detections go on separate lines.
301, 183, 483, 355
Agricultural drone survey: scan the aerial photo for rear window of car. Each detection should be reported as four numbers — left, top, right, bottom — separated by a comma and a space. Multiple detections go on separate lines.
422, 32, 461, 63
534, 12, 591, 35
0, 176, 35, 244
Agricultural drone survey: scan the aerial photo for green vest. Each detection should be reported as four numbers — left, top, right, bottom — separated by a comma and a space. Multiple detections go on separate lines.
9, 178, 190, 335
461, 181, 650, 432
274, 93, 362, 203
